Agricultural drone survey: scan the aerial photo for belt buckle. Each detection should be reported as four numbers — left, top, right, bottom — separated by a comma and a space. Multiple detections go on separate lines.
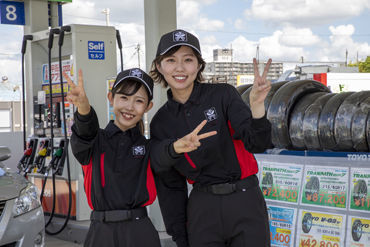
211, 183, 236, 195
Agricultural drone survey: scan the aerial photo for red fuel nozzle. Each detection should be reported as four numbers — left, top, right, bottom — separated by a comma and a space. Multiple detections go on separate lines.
24, 148, 32, 156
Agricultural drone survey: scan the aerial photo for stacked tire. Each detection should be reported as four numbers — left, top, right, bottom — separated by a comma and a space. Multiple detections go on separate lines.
237, 81, 370, 151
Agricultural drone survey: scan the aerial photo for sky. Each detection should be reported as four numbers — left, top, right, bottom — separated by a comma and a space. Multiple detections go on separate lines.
0, 0, 370, 85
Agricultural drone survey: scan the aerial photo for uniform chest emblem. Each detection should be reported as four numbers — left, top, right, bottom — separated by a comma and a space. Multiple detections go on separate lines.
204, 107, 218, 122
132, 145, 145, 157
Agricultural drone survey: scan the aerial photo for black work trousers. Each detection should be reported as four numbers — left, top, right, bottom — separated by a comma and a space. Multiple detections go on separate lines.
187, 178, 271, 247
84, 217, 161, 247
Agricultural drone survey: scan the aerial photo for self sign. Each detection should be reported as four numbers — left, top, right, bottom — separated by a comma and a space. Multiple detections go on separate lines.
0, 1, 25, 25
88, 41, 105, 60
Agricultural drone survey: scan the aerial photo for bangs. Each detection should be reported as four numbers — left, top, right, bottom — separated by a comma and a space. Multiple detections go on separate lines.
112, 79, 142, 96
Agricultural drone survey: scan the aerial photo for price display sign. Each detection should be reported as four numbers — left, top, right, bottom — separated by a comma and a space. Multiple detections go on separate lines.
268, 205, 297, 247
346, 216, 370, 246
301, 166, 348, 209
349, 168, 370, 212
296, 210, 345, 247
260, 163, 303, 204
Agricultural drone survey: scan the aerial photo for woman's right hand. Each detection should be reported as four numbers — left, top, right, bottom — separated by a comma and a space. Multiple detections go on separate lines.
173, 120, 217, 154
64, 69, 91, 115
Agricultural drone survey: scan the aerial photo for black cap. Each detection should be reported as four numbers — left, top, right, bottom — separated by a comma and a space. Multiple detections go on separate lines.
112, 68, 153, 99
156, 29, 201, 56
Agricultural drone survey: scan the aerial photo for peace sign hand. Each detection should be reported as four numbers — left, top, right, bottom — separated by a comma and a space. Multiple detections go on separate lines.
173, 120, 217, 154
249, 58, 272, 106
64, 69, 91, 115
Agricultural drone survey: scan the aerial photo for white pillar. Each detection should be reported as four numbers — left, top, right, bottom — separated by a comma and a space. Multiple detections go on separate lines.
144, 0, 177, 231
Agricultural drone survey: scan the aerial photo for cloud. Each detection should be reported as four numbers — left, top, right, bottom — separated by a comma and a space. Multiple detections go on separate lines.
228, 31, 309, 63
63, 0, 103, 25
115, 23, 146, 69
245, 0, 370, 26
177, 0, 224, 30
279, 26, 321, 46
234, 19, 245, 30
315, 24, 370, 62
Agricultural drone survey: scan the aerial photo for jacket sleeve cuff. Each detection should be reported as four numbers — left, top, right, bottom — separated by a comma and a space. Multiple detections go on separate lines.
75, 107, 94, 122
168, 141, 182, 159
251, 113, 270, 129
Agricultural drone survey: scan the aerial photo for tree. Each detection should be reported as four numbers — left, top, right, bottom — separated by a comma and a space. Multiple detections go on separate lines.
359, 56, 370, 72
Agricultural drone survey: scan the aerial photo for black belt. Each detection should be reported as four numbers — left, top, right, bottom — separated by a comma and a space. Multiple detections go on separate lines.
90, 207, 147, 222
193, 175, 258, 195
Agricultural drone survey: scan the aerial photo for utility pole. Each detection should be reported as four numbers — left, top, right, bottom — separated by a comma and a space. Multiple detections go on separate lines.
102, 8, 110, 26
136, 44, 141, 68
256, 44, 259, 64
345, 49, 348, 66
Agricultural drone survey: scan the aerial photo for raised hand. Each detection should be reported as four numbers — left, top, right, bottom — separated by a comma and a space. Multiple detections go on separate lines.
250, 58, 272, 105
64, 69, 91, 115
249, 58, 272, 118
173, 120, 217, 154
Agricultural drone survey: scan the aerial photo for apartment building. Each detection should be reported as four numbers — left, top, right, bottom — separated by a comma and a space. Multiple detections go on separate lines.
203, 49, 283, 86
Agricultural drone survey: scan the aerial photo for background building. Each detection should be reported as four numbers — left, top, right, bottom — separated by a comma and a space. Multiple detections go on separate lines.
204, 48, 283, 86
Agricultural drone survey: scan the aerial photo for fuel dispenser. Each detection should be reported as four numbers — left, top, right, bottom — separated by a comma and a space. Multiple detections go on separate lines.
22, 24, 117, 224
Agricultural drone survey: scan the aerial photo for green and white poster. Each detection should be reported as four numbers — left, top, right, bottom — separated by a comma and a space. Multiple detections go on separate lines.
301, 166, 348, 209
260, 162, 303, 204
350, 168, 370, 212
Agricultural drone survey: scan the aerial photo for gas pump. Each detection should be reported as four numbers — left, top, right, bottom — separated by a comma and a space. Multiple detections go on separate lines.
23, 24, 117, 225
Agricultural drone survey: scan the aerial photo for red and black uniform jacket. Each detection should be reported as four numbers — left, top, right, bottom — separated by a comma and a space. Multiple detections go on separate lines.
150, 81, 272, 247
71, 107, 156, 211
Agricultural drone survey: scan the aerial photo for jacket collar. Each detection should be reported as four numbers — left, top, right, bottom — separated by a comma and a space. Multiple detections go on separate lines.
105, 121, 142, 140
166, 81, 202, 113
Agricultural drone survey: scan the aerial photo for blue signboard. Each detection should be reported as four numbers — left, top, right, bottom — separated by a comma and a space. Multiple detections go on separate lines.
0, 1, 25, 25
88, 41, 105, 60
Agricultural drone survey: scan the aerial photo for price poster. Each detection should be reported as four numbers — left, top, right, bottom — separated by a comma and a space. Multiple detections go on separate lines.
301, 166, 348, 209
268, 205, 297, 247
42, 60, 73, 85
346, 216, 370, 247
260, 163, 303, 204
296, 210, 345, 247
349, 168, 370, 212
107, 78, 116, 121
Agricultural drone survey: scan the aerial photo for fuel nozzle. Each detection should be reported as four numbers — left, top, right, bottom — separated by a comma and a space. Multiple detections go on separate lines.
17, 139, 38, 174
17, 147, 33, 172
34, 140, 51, 174
51, 139, 68, 176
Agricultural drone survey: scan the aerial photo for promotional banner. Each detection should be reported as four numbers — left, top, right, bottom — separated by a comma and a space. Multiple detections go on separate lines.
346, 216, 370, 246
350, 168, 370, 212
296, 210, 345, 247
301, 166, 349, 209
42, 60, 73, 96
268, 205, 297, 247
260, 162, 303, 204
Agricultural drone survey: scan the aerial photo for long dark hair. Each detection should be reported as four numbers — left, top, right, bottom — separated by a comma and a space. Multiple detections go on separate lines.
150, 46, 206, 87
111, 79, 151, 134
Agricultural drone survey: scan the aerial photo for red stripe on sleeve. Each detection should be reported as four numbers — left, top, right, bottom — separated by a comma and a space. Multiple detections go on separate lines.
184, 153, 197, 168
100, 153, 105, 187
228, 121, 258, 179
82, 158, 94, 210
142, 160, 157, 206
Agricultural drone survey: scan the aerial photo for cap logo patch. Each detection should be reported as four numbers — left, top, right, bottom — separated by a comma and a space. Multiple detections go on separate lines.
130, 68, 143, 78
132, 145, 145, 157
173, 31, 187, 42
204, 107, 217, 122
